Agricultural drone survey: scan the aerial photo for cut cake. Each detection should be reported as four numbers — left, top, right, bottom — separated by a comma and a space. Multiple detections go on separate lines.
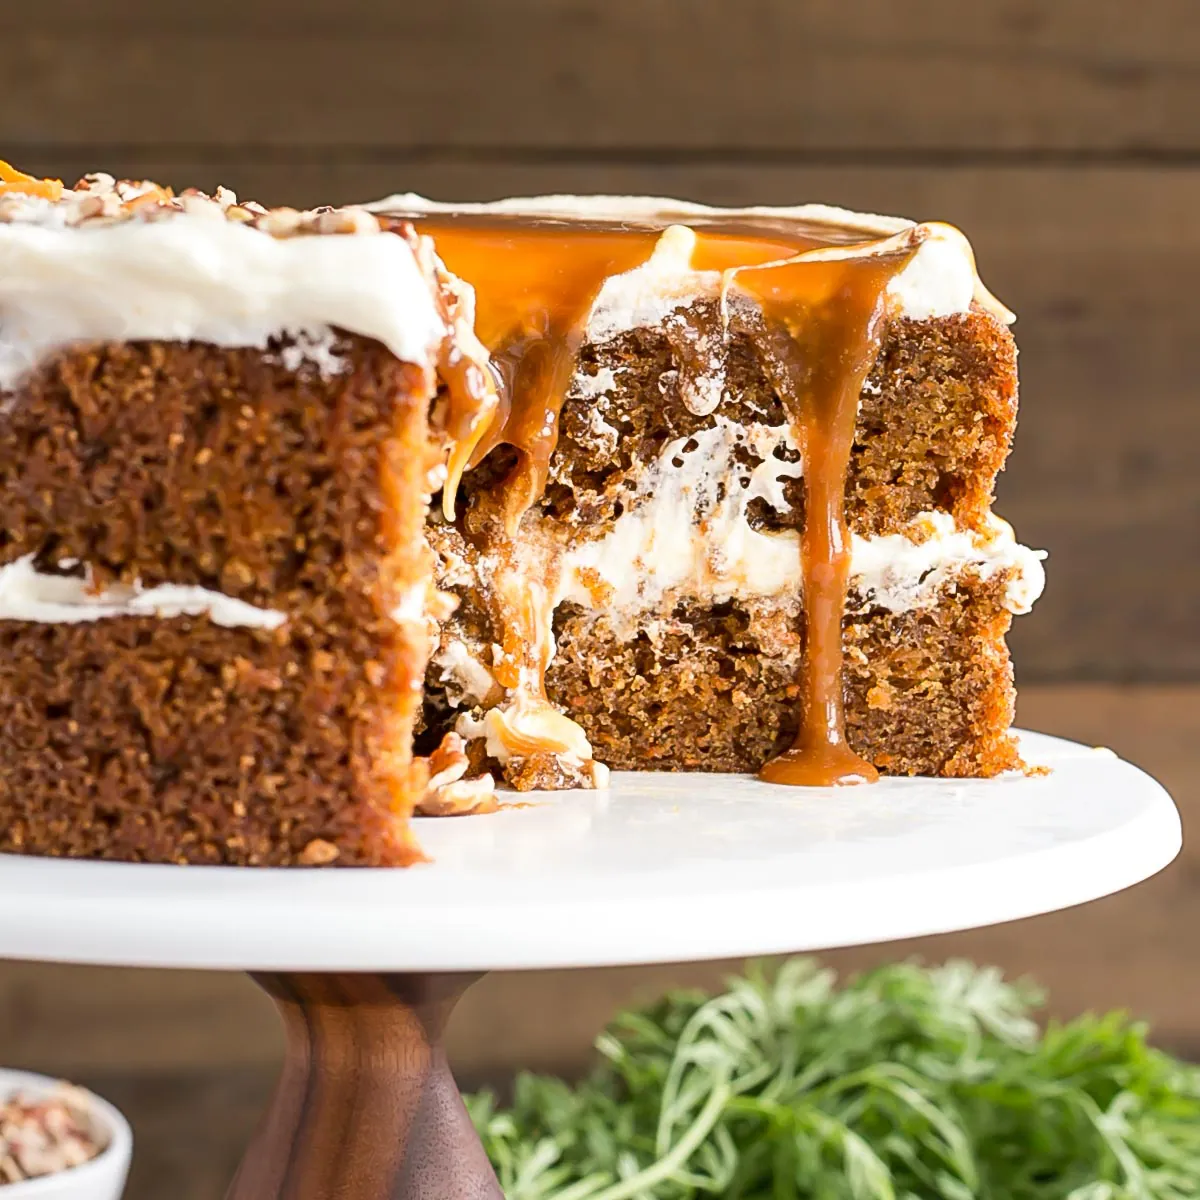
0, 167, 1045, 865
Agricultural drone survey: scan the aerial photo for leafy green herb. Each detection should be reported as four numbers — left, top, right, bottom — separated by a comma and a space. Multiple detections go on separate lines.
467, 959, 1200, 1199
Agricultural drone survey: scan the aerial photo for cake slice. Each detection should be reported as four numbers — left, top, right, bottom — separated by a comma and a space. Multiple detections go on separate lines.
0, 168, 495, 865
0, 172, 1045, 868
366, 196, 1046, 792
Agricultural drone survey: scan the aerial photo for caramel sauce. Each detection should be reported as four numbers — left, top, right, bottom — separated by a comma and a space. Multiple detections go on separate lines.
414, 221, 664, 529
731, 250, 913, 785
406, 210, 922, 786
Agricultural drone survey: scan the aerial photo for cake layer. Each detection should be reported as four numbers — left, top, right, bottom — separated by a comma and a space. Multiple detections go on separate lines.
544, 306, 1017, 542
544, 570, 1022, 778
426, 507, 1039, 781
0, 338, 435, 601
0, 335, 441, 866
0, 616, 420, 866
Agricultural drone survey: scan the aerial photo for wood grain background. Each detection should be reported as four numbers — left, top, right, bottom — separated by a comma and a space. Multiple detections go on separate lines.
1, 2, 1198, 1196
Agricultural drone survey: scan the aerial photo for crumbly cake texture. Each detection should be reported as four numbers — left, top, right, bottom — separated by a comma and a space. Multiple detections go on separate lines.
424, 303, 1029, 785
546, 576, 1019, 777
0, 338, 437, 865
550, 307, 1012, 537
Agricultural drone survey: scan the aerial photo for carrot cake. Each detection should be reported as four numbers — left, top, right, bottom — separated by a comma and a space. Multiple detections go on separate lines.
369, 195, 1046, 793
0, 167, 1045, 866
0, 166, 495, 865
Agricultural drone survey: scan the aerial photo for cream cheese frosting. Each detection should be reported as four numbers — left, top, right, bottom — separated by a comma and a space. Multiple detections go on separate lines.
436, 487, 1045, 748
0, 555, 287, 629
554, 418, 1045, 628
368, 192, 1012, 329
0, 196, 445, 392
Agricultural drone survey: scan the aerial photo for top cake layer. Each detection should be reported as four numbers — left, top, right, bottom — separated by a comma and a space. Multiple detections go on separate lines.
0, 169, 447, 392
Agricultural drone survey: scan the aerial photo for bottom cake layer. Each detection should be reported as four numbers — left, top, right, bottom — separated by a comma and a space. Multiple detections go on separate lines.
0, 616, 423, 866
428, 572, 1022, 786
551, 575, 1021, 778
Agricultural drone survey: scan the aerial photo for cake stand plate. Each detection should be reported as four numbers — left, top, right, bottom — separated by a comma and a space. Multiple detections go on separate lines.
0, 732, 1180, 971
0, 731, 1180, 1200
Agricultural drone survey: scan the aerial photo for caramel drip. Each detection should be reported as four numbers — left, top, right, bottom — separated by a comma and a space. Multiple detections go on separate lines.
730, 249, 915, 786
387, 221, 500, 506
413, 222, 663, 530
409, 211, 928, 784
435, 341, 497, 507
414, 222, 669, 749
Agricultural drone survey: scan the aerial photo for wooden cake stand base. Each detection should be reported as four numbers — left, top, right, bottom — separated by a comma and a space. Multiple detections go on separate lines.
228, 973, 500, 1200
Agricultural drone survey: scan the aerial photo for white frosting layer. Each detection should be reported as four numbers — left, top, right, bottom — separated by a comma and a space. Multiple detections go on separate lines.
0, 555, 287, 629
587, 224, 975, 340
559, 419, 801, 613
371, 193, 921, 234
850, 514, 1045, 617
0, 208, 445, 392
556, 421, 1045, 625
369, 192, 1010, 327
434, 639, 497, 704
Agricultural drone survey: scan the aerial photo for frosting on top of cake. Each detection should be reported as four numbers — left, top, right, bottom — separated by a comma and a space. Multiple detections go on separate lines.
0, 172, 447, 392
369, 191, 1013, 326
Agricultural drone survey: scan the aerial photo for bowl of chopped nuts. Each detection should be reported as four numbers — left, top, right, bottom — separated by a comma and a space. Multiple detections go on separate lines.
0, 1070, 131, 1199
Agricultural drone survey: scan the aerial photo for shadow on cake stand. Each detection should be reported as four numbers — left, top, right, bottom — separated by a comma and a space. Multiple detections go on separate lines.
0, 731, 1182, 1200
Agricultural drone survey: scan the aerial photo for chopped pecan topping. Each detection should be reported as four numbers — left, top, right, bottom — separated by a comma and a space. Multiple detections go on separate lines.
417, 732, 499, 816
0, 162, 383, 238
0, 1084, 105, 1181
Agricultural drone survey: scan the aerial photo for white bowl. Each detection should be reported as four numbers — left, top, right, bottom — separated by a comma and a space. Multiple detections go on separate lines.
0, 1069, 131, 1200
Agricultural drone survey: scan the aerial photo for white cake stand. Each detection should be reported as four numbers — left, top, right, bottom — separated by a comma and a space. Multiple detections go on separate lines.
0, 731, 1181, 1200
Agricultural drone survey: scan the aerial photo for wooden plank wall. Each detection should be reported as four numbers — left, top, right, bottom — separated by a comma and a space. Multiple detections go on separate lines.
0, 2, 1198, 1196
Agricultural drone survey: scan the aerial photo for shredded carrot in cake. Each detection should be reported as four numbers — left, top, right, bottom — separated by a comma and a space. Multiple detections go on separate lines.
0, 160, 64, 200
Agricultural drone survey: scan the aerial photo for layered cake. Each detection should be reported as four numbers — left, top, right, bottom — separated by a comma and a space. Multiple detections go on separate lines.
371, 196, 1046, 794
0, 165, 1044, 866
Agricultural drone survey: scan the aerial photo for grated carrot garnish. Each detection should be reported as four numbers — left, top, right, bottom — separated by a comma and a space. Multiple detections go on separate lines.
0, 160, 64, 200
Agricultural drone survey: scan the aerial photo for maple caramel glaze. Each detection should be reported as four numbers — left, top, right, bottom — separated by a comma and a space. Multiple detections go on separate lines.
434, 340, 497, 509
412, 220, 665, 530
412, 220, 667, 732
408, 211, 920, 785
731, 248, 915, 785
385, 220, 501, 507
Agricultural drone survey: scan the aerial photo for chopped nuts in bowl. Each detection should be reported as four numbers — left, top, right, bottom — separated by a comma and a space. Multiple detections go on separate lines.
0, 1071, 131, 1199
